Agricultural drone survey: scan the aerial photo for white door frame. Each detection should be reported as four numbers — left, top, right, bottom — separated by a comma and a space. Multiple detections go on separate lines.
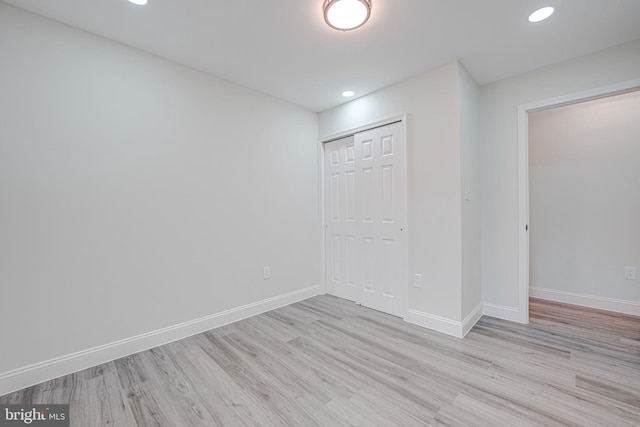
516, 79, 640, 324
319, 114, 408, 317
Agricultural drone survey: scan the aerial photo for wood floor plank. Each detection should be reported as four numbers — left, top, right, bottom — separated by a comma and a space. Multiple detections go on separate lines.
2, 295, 639, 426
177, 344, 267, 427
70, 362, 137, 427
114, 353, 149, 390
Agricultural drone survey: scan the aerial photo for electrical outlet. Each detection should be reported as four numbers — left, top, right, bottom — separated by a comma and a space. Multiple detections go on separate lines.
624, 267, 636, 280
413, 273, 423, 288
263, 266, 271, 280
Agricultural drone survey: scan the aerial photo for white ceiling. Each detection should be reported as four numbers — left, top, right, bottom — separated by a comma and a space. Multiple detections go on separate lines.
4, 0, 640, 112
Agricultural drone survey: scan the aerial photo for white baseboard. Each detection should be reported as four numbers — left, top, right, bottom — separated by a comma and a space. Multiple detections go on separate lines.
405, 310, 463, 338
404, 303, 482, 339
530, 286, 640, 317
462, 303, 484, 337
482, 302, 520, 322
0, 284, 320, 396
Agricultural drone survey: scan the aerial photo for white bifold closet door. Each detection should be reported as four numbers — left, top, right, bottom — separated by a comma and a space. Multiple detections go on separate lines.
325, 122, 405, 317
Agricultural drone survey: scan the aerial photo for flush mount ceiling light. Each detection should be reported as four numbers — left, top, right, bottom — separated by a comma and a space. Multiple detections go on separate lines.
342, 90, 355, 97
324, 0, 372, 31
128, 0, 148, 5
528, 6, 554, 23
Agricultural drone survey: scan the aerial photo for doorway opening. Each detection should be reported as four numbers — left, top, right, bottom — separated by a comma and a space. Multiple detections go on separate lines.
517, 79, 640, 323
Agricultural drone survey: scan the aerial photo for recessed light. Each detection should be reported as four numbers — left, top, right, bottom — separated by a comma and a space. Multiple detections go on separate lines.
128, 0, 148, 5
342, 90, 355, 97
528, 6, 554, 23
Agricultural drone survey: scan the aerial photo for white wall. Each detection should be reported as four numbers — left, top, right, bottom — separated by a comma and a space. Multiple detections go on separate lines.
319, 61, 468, 324
0, 2, 319, 381
529, 91, 640, 302
480, 39, 640, 311
458, 65, 482, 319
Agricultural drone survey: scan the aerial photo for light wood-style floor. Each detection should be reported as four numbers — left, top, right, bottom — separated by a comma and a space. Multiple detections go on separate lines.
1, 296, 639, 426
